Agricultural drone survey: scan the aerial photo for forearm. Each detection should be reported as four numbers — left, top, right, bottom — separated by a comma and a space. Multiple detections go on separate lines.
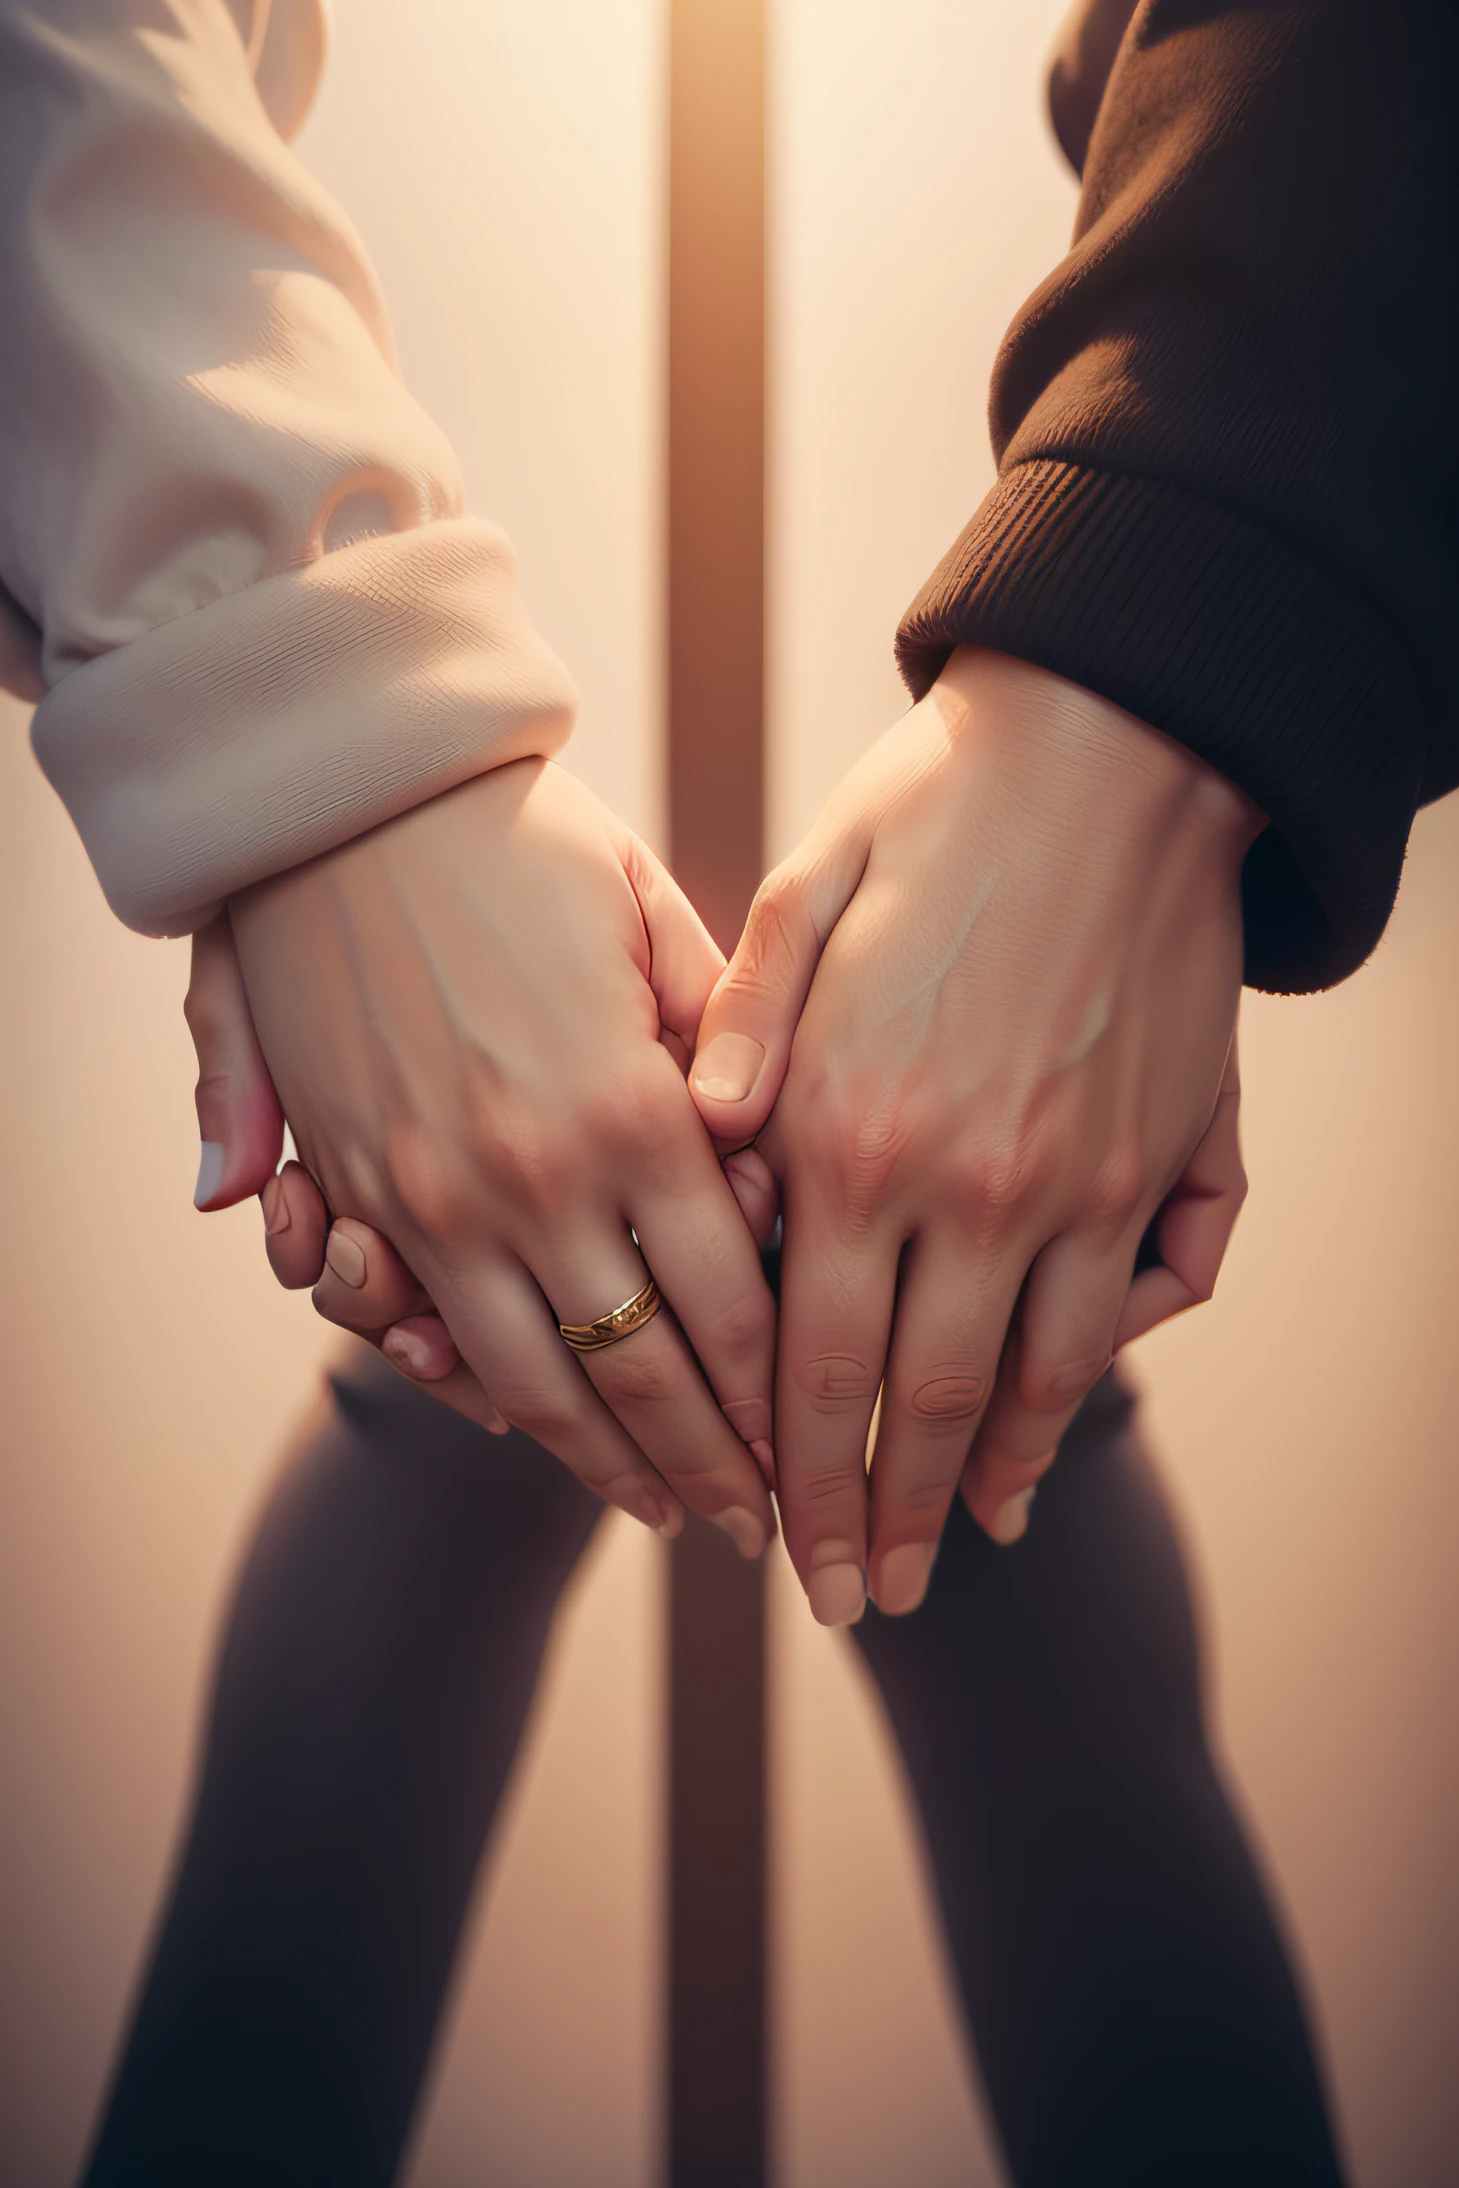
900, 0, 1458, 993
1, 0, 575, 934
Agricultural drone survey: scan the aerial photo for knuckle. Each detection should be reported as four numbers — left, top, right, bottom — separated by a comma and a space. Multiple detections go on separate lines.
795, 1463, 862, 1512
898, 1473, 961, 1517
459, 1086, 594, 1219
706, 1287, 774, 1364
906, 1369, 989, 1428
1027, 1355, 1103, 1413
822, 1094, 913, 1221
792, 1351, 879, 1415
949, 1135, 1043, 1230
381, 1125, 472, 1238
1086, 1141, 1146, 1230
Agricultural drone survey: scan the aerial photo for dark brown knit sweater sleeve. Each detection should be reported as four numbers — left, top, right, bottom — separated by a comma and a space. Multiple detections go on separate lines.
896, 0, 1459, 992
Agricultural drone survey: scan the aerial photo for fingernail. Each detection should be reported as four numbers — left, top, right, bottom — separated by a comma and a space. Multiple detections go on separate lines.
692, 1032, 765, 1105
806, 1539, 866, 1627
381, 1326, 431, 1378
988, 1486, 1037, 1546
260, 1175, 291, 1237
711, 1505, 768, 1561
750, 1438, 777, 1489
194, 1140, 225, 1208
324, 1229, 367, 1288
654, 1503, 685, 1541
874, 1540, 937, 1617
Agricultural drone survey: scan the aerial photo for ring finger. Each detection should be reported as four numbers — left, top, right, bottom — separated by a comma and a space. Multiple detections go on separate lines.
534, 1232, 777, 1559
413, 1244, 691, 1537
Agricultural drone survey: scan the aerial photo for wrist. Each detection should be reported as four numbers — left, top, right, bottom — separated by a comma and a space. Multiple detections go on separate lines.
932, 646, 1264, 865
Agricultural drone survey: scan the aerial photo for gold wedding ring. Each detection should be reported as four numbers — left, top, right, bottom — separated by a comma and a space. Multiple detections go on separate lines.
558, 1276, 663, 1354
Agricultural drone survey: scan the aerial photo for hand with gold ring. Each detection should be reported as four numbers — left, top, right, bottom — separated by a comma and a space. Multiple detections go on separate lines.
186, 759, 778, 1557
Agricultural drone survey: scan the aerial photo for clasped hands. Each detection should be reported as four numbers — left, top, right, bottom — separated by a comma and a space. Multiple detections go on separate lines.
188, 650, 1258, 1625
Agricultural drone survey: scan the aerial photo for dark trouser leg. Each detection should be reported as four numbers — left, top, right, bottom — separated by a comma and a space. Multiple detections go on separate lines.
853, 1371, 1346, 2188
81, 1351, 601, 2188
84, 1344, 1346, 2188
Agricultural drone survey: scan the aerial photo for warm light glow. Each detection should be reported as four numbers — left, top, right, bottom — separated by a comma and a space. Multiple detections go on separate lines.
4, 3, 1458, 2184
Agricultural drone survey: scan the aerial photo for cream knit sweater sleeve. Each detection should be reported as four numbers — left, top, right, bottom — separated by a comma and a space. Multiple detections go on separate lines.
1, 0, 577, 935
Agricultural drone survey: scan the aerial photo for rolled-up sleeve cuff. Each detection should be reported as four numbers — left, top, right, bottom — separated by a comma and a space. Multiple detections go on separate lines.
895, 459, 1429, 994
30, 517, 577, 936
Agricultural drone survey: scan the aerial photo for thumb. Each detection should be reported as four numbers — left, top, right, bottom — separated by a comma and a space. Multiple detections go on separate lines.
184, 914, 286, 1209
689, 828, 868, 1146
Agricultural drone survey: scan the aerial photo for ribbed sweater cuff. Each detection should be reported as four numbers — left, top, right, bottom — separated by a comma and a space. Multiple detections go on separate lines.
30, 518, 577, 937
896, 460, 1427, 993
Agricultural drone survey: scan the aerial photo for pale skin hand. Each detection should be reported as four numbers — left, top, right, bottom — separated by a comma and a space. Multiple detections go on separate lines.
686, 648, 1261, 1623
188, 947, 774, 1441
199, 759, 778, 1556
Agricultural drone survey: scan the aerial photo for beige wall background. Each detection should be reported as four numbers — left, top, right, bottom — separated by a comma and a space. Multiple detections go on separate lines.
2, 3, 1456, 2185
